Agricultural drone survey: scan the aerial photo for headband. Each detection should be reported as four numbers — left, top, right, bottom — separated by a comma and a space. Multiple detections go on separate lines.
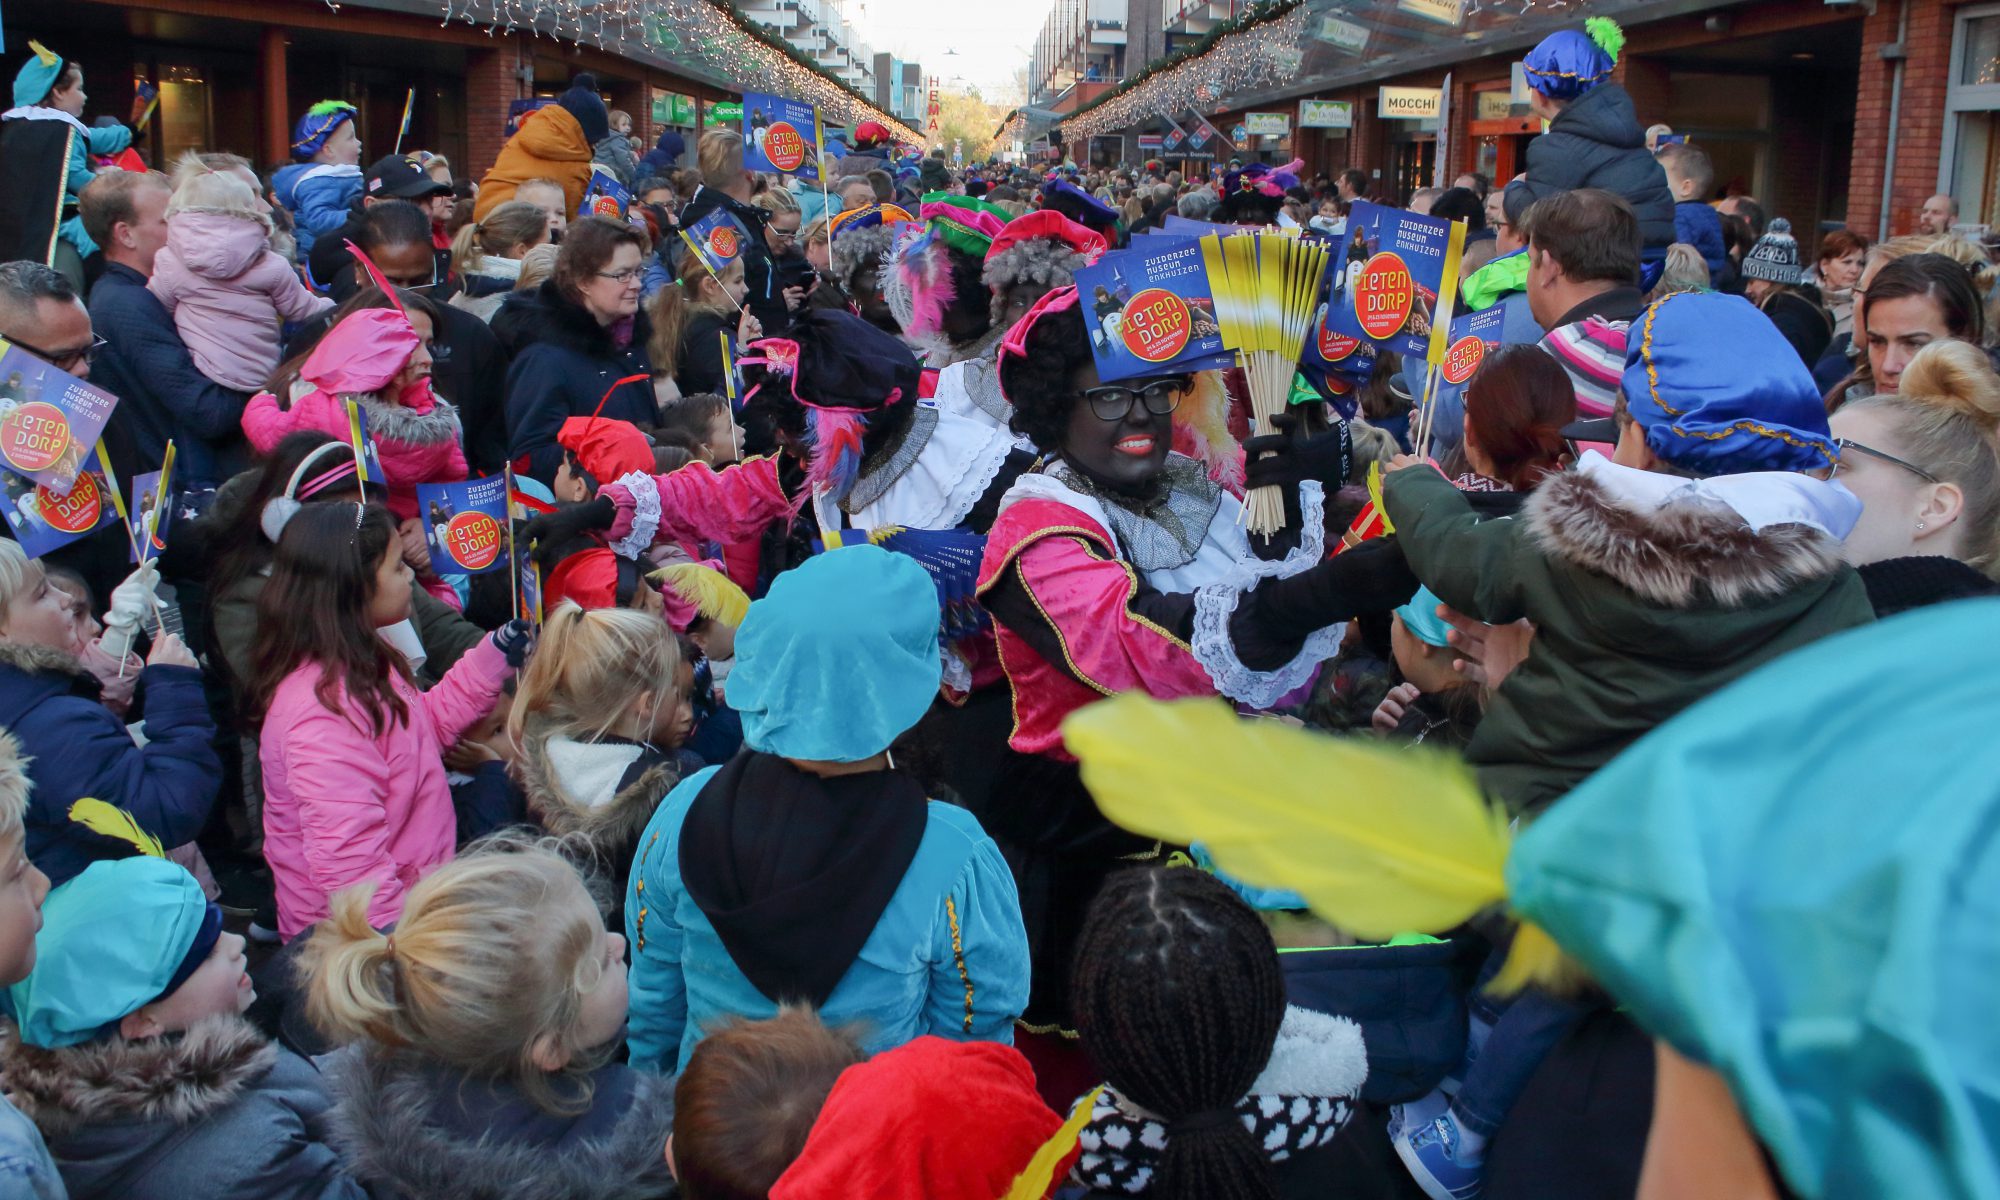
259, 442, 363, 544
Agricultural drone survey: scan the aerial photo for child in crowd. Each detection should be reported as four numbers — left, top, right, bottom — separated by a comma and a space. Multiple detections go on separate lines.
242, 294, 468, 523
5, 42, 132, 275
271, 101, 363, 269
246, 503, 527, 941
667, 1006, 865, 1199
304, 839, 674, 1199
0, 542, 219, 888
1654, 141, 1732, 289
3, 856, 363, 1199
554, 415, 657, 504
149, 151, 332, 394
42, 564, 144, 716
1370, 587, 1485, 749
624, 546, 1029, 1073
508, 602, 688, 919
446, 199, 550, 321
0, 731, 60, 1200
1069, 866, 1369, 1198
653, 393, 742, 466
649, 257, 754, 399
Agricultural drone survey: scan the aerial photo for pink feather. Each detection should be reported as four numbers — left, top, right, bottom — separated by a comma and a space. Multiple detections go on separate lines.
805, 409, 867, 503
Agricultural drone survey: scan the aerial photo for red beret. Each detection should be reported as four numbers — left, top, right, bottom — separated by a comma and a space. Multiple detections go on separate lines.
557, 417, 654, 485
854, 119, 891, 148
545, 548, 620, 611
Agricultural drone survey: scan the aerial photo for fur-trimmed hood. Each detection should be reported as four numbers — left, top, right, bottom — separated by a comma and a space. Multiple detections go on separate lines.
520, 279, 655, 364
512, 730, 677, 852
322, 1045, 676, 1200
0, 640, 99, 708
0, 1015, 276, 1138
1525, 462, 1853, 609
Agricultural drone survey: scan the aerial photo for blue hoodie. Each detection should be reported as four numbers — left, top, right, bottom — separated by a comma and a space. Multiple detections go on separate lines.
1674, 200, 1733, 288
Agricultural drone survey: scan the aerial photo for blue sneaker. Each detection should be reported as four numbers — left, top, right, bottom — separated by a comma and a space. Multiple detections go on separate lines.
1387, 1089, 1450, 1140
1392, 1112, 1484, 1200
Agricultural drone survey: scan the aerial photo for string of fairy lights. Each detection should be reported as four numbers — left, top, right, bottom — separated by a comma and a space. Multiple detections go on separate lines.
417, 0, 923, 143
1060, 3, 1311, 141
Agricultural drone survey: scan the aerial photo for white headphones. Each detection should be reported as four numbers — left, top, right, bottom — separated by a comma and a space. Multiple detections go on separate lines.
259, 442, 358, 544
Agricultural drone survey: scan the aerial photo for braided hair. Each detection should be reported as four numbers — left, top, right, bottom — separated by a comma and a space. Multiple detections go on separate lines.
1071, 866, 1287, 1200
1000, 299, 1092, 454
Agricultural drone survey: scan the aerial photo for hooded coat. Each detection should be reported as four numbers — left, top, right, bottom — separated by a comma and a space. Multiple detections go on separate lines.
0, 643, 219, 888
240, 374, 469, 523
320, 1045, 676, 1200
270, 163, 364, 264
591, 132, 639, 187
1383, 463, 1874, 813
511, 729, 677, 923
1505, 83, 1676, 259
501, 280, 655, 482
148, 210, 333, 393
0, 1015, 364, 1200
474, 104, 593, 225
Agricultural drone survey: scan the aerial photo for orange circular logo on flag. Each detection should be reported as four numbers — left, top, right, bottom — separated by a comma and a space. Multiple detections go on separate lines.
764, 122, 808, 172
443, 511, 503, 571
38, 471, 99, 534
589, 195, 622, 217
1441, 335, 1487, 385
708, 226, 741, 260
1119, 289, 1192, 363
1319, 327, 1362, 362
0, 401, 72, 474
1353, 253, 1415, 340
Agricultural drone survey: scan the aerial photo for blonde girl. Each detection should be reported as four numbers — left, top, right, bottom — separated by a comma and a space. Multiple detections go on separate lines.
447, 200, 550, 321
647, 254, 752, 398
507, 602, 690, 917
304, 840, 675, 1199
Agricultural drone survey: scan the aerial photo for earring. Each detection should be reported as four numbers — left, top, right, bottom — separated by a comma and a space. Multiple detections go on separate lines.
1917, 521, 1928, 531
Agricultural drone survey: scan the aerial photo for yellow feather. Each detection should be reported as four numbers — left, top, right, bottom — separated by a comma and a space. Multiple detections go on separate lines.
1000, 1086, 1104, 1200
66, 798, 164, 858
1366, 462, 1395, 534
650, 563, 751, 628
1061, 697, 1510, 941
27, 41, 59, 69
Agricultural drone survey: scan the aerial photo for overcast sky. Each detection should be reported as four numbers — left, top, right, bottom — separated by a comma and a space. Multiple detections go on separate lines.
847, 0, 1047, 101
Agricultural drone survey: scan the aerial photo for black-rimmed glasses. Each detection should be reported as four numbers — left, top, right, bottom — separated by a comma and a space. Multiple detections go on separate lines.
2, 333, 107, 373
1081, 378, 1189, 422
1833, 437, 1938, 483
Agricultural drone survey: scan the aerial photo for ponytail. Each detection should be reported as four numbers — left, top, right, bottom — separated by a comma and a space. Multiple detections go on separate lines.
447, 221, 483, 280
506, 600, 682, 751
299, 882, 406, 1046
449, 200, 550, 280
646, 257, 742, 381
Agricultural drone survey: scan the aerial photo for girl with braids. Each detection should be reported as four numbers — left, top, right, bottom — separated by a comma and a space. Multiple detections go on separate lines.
1069, 867, 1368, 1200
302, 839, 675, 1199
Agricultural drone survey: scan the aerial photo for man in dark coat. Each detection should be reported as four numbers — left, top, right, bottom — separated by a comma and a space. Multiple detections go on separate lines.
1503, 21, 1676, 267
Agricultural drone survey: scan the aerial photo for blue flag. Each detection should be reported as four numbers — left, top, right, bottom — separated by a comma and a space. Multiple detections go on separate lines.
417, 476, 511, 576
1, 446, 119, 557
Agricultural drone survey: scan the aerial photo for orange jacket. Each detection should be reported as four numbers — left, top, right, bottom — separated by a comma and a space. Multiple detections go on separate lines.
474, 104, 592, 222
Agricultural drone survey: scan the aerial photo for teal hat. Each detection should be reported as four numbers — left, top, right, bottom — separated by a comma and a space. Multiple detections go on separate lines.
1507, 599, 2000, 1200
1394, 585, 1452, 649
13, 41, 65, 111
9, 858, 222, 1048
729, 544, 941, 762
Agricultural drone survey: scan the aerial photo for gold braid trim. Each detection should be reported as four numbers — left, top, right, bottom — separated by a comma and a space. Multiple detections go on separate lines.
946, 895, 975, 1033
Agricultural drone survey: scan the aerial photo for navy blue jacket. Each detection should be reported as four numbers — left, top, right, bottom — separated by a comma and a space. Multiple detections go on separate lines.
0, 643, 220, 886
1281, 934, 1481, 1105
87, 263, 250, 489
502, 281, 655, 483
1506, 83, 1677, 261
1674, 201, 1735, 289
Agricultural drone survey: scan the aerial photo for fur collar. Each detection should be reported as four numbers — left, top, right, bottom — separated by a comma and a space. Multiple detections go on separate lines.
512, 731, 676, 850
527, 280, 653, 362
1526, 462, 1852, 607
0, 641, 88, 681
0, 1015, 276, 1138
324, 1046, 676, 1200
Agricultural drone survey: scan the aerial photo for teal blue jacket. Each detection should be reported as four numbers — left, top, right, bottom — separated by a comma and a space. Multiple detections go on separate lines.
623, 766, 1031, 1073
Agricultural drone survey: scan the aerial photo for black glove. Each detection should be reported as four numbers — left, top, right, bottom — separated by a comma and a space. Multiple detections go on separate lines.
521, 495, 616, 552
491, 618, 538, 668
1236, 537, 1419, 653
1243, 413, 1353, 494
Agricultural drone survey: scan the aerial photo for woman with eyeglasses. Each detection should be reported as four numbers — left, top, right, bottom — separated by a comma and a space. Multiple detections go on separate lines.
1829, 339, 2000, 614
973, 287, 1418, 1036
501, 216, 656, 483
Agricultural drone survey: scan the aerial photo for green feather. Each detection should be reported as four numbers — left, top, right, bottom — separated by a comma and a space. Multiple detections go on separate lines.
306, 100, 355, 118
1585, 17, 1625, 64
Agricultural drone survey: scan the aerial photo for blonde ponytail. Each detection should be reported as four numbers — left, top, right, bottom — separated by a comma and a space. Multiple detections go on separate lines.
298, 837, 613, 1115
647, 256, 742, 381
1849, 339, 2000, 575
507, 601, 681, 751
451, 200, 550, 280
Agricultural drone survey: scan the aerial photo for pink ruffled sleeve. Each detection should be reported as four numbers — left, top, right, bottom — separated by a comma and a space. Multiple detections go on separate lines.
599, 455, 791, 555
1008, 525, 1215, 700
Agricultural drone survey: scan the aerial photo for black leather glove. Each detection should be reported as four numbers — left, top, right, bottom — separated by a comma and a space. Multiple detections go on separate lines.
521, 495, 616, 551
1243, 413, 1354, 494
1236, 536, 1420, 652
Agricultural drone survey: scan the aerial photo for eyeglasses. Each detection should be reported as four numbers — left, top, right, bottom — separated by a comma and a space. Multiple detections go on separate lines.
3, 333, 107, 373
1080, 378, 1188, 422
769, 225, 801, 242
1833, 436, 1938, 483
595, 267, 644, 284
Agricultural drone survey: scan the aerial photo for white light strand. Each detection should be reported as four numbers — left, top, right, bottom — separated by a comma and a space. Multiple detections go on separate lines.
1061, 5, 1309, 141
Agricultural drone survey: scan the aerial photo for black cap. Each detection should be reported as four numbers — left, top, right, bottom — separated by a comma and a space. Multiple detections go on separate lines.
1561, 415, 1619, 443
364, 155, 451, 201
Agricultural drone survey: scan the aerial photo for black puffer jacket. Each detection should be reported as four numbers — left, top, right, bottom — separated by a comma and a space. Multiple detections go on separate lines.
1505, 82, 1676, 259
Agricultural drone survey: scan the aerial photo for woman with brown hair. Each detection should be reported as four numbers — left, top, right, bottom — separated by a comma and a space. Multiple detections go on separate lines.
1461, 344, 1578, 491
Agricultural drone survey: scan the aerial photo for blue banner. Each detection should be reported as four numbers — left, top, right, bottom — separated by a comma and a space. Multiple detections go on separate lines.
417, 476, 511, 576
2, 446, 118, 557
1072, 239, 1235, 383
742, 93, 822, 177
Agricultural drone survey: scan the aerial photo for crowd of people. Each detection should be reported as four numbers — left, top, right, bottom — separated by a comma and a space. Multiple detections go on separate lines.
0, 17, 1993, 1200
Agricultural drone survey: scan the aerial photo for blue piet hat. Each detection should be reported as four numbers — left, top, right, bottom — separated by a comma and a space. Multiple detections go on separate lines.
1394, 585, 1453, 649
9, 857, 224, 1048
1522, 18, 1624, 101
291, 100, 358, 161
13, 41, 64, 111
728, 544, 941, 762
1619, 291, 1837, 475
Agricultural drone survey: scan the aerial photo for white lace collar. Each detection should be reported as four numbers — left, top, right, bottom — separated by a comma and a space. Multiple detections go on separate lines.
0, 105, 88, 136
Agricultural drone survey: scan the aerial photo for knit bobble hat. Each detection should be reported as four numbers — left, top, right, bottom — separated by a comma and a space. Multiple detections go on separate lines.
1741, 217, 1804, 286
557, 73, 611, 147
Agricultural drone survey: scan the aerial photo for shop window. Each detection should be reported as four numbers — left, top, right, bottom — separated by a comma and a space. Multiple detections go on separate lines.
156, 66, 212, 166
1943, 5, 2000, 231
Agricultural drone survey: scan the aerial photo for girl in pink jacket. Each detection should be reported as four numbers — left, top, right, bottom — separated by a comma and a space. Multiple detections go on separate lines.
241, 295, 468, 522
248, 501, 532, 940
148, 151, 331, 394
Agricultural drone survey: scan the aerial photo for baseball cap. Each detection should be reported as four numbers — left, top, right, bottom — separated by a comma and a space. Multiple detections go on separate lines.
365, 155, 451, 201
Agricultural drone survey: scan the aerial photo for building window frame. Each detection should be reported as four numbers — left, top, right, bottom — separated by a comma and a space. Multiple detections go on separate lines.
1937, 3, 2000, 218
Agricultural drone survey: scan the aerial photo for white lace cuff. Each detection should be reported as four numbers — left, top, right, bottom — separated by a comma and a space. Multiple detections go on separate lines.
1238, 481, 1329, 582
608, 470, 661, 560
1190, 581, 1345, 709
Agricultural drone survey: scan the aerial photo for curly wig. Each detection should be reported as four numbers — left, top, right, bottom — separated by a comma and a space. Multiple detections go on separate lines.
983, 237, 1094, 326
831, 224, 897, 299
1001, 301, 1093, 453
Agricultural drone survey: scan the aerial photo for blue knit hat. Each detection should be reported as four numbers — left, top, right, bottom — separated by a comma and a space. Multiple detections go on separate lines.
1508, 598, 2000, 1200
8, 858, 224, 1048
12, 41, 65, 111
728, 544, 941, 762
1620, 291, 1838, 475
291, 100, 358, 162
1522, 18, 1625, 101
